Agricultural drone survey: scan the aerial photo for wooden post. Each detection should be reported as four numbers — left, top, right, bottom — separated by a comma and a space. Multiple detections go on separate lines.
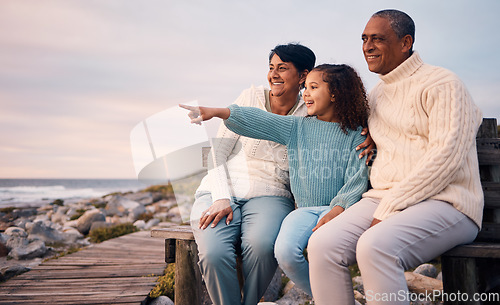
165, 239, 176, 264
442, 257, 480, 305
476, 118, 498, 139
174, 239, 202, 305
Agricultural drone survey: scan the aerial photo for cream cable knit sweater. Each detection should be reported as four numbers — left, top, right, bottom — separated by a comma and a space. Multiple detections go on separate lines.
196, 85, 307, 202
363, 52, 484, 228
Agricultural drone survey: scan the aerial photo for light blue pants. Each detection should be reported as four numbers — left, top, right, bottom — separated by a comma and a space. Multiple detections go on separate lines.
190, 192, 294, 305
274, 206, 330, 296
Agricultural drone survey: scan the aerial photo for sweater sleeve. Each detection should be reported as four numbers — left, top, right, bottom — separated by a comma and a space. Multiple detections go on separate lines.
224, 104, 295, 146
373, 78, 482, 220
330, 133, 369, 209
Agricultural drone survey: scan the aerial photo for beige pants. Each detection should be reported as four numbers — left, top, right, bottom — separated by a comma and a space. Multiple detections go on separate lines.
308, 198, 478, 305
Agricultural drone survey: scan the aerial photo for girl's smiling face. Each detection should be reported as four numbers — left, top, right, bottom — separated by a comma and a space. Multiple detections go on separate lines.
303, 70, 338, 122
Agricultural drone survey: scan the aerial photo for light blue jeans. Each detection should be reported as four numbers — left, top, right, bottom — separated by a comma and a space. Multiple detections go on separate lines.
190, 191, 294, 305
274, 206, 331, 296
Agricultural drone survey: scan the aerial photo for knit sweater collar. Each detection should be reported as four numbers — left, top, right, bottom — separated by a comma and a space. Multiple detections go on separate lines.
379, 51, 424, 84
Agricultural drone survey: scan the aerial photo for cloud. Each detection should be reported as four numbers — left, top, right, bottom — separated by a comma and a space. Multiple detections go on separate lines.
1, 0, 499, 178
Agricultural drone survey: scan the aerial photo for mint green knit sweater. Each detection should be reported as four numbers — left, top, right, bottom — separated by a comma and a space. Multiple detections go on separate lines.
225, 104, 368, 209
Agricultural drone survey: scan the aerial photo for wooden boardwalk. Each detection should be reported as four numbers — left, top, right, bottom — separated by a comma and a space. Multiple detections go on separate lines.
0, 230, 166, 305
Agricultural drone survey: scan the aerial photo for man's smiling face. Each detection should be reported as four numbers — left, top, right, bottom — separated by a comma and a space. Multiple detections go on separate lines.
361, 16, 409, 75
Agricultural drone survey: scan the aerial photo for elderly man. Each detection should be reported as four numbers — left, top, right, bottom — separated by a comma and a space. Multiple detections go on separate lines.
308, 9, 484, 305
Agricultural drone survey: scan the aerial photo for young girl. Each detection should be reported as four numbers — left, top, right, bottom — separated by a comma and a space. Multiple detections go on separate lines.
181, 64, 370, 296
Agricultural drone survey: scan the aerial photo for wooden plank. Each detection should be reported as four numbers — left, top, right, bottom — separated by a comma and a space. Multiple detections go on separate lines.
475, 223, 500, 242
477, 138, 500, 166
483, 182, 500, 208
442, 242, 500, 258
151, 225, 194, 240
0, 230, 167, 304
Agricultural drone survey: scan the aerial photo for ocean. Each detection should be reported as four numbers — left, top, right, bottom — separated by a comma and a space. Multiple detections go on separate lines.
0, 179, 157, 208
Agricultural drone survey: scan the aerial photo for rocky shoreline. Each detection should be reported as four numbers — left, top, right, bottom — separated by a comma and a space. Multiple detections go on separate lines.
0, 185, 182, 282
1, 186, 444, 305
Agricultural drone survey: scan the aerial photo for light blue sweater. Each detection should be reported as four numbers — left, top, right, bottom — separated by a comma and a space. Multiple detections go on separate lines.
225, 104, 368, 209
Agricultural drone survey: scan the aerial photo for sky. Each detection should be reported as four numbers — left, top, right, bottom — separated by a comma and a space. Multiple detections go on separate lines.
1, 0, 499, 179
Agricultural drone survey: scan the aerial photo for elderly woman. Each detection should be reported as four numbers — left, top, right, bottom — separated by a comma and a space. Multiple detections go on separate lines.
189, 43, 315, 305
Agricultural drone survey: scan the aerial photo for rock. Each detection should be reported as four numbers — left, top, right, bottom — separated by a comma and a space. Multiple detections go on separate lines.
436, 272, 442, 281
76, 209, 106, 235
262, 268, 282, 302
89, 221, 112, 232
133, 220, 146, 230
0, 264, 30, 281
9, 239, 47, 260
66, 207, 81, 220
12, 208, 37, 219
404, 272, 443, 295
275, 282, 312, 305
33, 214, 49, 223
0, 240, 8, 257
146, 205, 156, 214
145, 218, 160, 230
6, 236, 29, 250
0, 221, 13, 231
149, 295, 174, 305
354, 290, 366, 304
156, 199, 177, 212
124, 192, 154, 205
128, 204, 147, 221
413, 263, 438, 278
27, 221, 65, 244
64, 219, 79, 228
166, 206, 182, 223
5, 227, 28, 238
61, 227, 84, 243
352, 275, 364, 294
51, 208, 69, 224
0, 233, 8, 244
105, 195, 140, 216
13, 217, 32, 230
281, 280, 295, 296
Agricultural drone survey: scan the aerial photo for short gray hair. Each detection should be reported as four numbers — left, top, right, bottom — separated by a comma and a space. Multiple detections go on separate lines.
373, 9, 415, 52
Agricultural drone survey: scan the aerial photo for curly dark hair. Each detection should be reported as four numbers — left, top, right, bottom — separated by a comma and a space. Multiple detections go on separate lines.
312, 64, 369, 133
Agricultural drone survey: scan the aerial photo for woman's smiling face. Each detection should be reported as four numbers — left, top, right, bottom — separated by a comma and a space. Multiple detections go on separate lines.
268, 54, 302, 97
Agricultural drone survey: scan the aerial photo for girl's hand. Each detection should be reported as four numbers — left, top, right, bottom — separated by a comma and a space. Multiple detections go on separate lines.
179, 104, 230, 124
312, 206, 345, 232
356, 127, 376, 165
369, 218, 381, 227
199, 199, 233, 229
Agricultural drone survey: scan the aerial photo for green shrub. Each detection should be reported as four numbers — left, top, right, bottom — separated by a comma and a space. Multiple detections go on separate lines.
51, 199, 64, 206
88, 223, 138, 243
137, 211, 154, 222
69, 209, 86, 221
149, 263, 175, 300
349, 264, 361, 278
141, 184, 175, 198
0, 207, 15, 214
